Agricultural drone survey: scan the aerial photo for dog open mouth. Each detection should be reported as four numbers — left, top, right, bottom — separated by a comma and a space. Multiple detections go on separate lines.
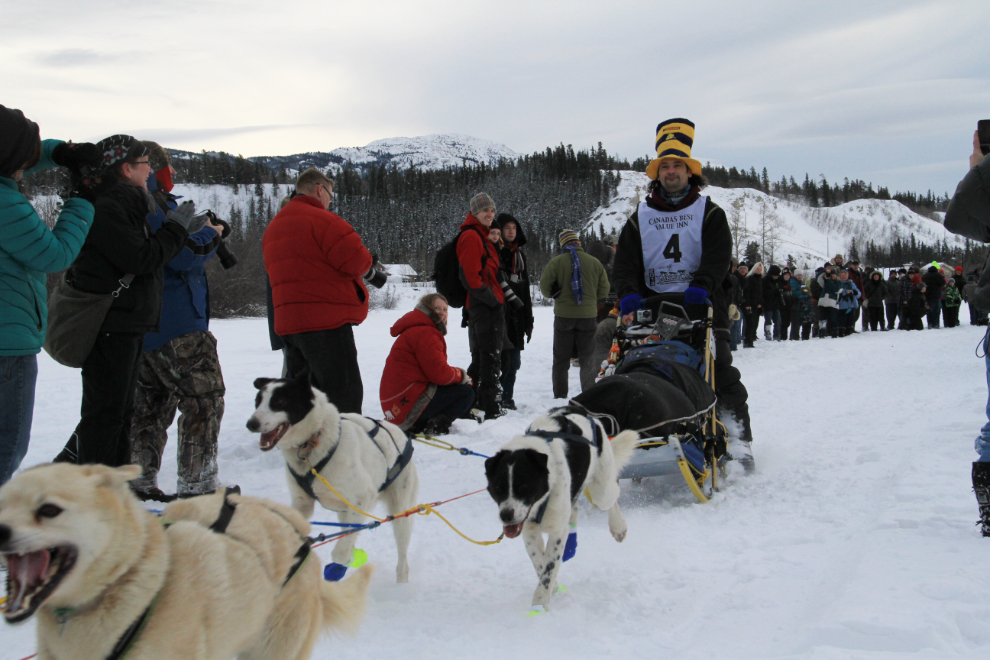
3, 545, 78, 623
259, 423, 289, 451
502, 522, 525, 539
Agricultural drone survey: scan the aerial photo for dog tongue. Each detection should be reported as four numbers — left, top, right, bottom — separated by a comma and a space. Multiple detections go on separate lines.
5, 550, 50, 612
503, 523, 524, 539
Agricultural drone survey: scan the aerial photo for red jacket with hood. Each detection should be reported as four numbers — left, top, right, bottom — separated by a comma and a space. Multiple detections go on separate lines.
380, 306, 463, 428
456, 213, 503, 309
263, 195, 373, 335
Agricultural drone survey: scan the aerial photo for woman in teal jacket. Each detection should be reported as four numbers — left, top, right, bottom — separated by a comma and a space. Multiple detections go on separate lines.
0, 105, 95, 484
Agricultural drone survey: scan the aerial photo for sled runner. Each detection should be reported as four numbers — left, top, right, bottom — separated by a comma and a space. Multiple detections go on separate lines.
572, 297, 726, 502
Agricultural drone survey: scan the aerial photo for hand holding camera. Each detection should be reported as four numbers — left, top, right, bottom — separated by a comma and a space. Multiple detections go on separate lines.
52, 141, 101, 176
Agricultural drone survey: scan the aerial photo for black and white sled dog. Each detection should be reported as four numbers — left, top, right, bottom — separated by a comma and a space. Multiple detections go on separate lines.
484, 407, 638, 610
246, 369, 419, 583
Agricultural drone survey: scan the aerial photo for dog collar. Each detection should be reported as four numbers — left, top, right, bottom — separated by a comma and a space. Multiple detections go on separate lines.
525, 416, 602, 452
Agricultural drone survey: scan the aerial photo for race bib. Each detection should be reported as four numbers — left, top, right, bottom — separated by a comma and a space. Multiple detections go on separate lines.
638, 196, 706, 293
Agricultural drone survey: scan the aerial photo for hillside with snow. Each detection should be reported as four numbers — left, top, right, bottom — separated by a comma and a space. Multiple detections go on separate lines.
585, 172, 965, 270
325, 134, 517, 172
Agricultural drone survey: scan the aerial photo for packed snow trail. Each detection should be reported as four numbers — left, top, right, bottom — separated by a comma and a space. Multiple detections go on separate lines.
8, 300, 990, 659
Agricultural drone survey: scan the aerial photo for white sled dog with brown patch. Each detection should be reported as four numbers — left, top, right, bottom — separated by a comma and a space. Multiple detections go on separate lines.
484, 408, 638, 610
247, 369, 419, 582
0, 463, 372, 660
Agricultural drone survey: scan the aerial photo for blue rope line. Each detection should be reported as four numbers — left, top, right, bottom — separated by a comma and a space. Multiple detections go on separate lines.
458, 448, 491, 459
310, 521, 370, 528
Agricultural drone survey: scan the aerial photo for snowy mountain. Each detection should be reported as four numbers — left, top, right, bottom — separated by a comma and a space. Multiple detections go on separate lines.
585, 171, 965, 270
323, 134, 517, 173
171, 134, 517, 176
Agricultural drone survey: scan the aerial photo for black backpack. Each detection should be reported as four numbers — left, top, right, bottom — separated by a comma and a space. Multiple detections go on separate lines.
433, 228, 488, 309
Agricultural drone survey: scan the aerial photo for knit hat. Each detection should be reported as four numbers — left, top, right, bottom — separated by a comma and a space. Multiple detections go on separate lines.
0, 105, 40, 178
141, 141, 171, 172
768, 264, 781, 277
645, 118, 702, 180
955, 266, 964, 272
558, 229, 580, 248
96, 134, 148, 170
489, 217, 501, 231
469, 192, 495, 217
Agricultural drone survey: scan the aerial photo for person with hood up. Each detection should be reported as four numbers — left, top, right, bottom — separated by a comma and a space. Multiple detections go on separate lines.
884, 270, 900, 330
944, 278, 962, 327
380, 293, 474, 436
127, 142, 231, 502
817, 265, 840, 337
742, 262, 763, 347
729, 262, 747, 350
791, 273, 814, 340
835, 270, 861, 337
0, 105, 100, 484
922, 265, 946, 328
907, 282, 928, 330
863, 270, 888, 331
761, 264, 784, 341
497, 213, 533, 410
54, 135, 193, 467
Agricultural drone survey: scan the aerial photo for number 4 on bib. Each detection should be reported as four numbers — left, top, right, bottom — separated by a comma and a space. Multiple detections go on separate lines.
663, 234, 683, 263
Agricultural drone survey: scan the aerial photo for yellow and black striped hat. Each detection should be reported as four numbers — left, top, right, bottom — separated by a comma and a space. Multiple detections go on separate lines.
645, 118, 702, 179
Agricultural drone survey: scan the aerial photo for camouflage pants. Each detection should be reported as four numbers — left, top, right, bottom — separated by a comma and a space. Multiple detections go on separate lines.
129, 331, 225, 496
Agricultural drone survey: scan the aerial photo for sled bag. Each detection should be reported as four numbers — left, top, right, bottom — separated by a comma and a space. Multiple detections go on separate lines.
44, 272, 135, 368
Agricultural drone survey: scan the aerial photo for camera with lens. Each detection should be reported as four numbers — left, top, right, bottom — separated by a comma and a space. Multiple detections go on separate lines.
499, 273, 525, 310
363, 255, 388, 289
636, 308, 653, 324
204, 211, 237, 270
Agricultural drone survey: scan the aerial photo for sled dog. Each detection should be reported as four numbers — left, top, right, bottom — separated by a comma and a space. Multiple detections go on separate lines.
484, 408, 638, 610
162, 489, 373, 659
248, 369, 419, 582
0, 463, 372, 660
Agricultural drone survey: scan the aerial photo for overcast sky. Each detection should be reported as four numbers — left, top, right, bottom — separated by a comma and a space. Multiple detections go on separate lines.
4, 0, 988, 195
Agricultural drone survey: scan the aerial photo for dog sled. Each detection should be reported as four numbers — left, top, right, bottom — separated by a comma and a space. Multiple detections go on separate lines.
571, 296, 727, 502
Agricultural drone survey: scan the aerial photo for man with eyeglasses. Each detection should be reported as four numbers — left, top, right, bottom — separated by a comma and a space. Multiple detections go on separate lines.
55, 135, 194, 467
263, 167, 375, 413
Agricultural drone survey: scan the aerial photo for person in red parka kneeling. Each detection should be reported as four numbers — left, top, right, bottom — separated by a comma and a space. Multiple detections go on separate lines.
380, 294, 474, 435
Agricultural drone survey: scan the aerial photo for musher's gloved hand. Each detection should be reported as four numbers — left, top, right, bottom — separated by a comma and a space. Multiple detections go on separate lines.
683, 286, 708, 306
620, 294, 644, 317
186, 211, 212, 235
166, 200, 197, 231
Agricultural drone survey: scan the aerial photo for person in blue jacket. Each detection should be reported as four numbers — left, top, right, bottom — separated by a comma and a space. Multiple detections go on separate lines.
127, 142, 231, 501
836, 269, 861, 337
0, 105, 98, 484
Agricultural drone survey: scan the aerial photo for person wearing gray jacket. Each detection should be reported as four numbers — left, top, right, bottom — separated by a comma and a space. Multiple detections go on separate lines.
943, 128, 990, 537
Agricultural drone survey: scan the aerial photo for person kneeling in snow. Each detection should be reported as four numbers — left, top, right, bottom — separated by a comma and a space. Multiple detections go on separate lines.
380, 293, 475, 436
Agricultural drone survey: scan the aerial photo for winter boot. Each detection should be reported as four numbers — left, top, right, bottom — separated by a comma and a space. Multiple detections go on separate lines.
423, 414, 454, 436
973, 462, 990, 537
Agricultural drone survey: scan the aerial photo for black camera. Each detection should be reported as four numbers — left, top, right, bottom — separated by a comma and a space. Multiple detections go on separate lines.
636, 308, 653, 324
204, 211, 237, 270
364, 266, 388, 289
499, 274, 525, 310
979, 120, 990, 156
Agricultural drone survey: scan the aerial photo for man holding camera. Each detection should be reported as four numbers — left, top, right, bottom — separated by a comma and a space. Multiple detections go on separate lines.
264, 168, 376, 414
943, 126, 990, 536
612, 118, 755, 471
128, 142, 230, 501
540, 229, 610, 398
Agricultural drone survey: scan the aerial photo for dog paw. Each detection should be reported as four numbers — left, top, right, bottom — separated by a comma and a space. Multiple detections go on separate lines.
610, 526, 627, 543
528, 604, 548, 617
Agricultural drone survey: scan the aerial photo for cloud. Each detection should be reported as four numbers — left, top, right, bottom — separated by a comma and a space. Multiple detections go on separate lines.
34, 48, 138, 67
131, 125, 312, 147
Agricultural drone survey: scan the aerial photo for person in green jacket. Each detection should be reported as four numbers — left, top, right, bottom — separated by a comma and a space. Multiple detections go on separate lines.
0, 105, 98, 484
540, 229, 609, 397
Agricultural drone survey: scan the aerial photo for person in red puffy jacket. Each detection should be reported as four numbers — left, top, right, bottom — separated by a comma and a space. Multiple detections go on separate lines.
263, 168, 374, 413
380, 293, 474, 435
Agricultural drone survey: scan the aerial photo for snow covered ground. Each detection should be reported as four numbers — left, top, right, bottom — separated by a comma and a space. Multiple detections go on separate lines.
7, 294, 990, 659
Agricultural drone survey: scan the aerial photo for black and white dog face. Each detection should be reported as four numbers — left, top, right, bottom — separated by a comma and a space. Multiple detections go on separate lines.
246, 372, 316, 451
484, 449, 549, 539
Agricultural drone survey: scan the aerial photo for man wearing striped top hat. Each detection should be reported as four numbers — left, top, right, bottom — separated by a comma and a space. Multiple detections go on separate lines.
612, 119, 755, 472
